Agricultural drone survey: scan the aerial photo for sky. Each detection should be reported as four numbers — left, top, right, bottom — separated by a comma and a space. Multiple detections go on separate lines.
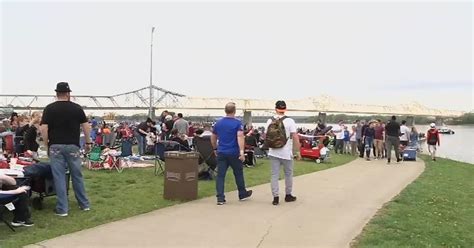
1, 0, 473, 111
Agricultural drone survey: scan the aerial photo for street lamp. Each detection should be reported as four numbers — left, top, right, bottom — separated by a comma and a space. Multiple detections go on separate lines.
149, 26, 155, 118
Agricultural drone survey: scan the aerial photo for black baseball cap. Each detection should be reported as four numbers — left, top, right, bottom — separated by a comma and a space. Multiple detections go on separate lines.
275, 100, 287, 112
55, 82, 71, 92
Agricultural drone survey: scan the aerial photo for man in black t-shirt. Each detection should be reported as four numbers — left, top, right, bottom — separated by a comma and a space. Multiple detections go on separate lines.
134, 118, 153, 155
384, 115, 401, 164
40, 82, 92, 217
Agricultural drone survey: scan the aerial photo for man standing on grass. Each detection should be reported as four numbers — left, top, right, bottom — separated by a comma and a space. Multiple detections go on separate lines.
426, 123, 440, 161
265, 100, 301, 206
135, 118, 153, 155
211, 102, 252, 205
40, 82, 91, 217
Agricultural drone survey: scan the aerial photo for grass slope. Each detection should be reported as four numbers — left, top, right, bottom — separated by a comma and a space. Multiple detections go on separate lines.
0, 154, 355, 248
354, 155, 474, 247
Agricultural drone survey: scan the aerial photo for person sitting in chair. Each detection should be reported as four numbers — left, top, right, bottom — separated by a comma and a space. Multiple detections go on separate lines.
0, 174, 34, 227
170, 129, 190, 151
199, 124, 213, 137
243, 130, 258, 167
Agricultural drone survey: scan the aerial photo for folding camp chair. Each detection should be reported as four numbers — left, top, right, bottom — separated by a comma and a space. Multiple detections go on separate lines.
85, 146, 106, 170
3, 134, 14, 157
109, 139, 133, 173
243, 145, 258, 167
153, 140, 184, 176
193, 136, 217, 180
154, 142, 166, 176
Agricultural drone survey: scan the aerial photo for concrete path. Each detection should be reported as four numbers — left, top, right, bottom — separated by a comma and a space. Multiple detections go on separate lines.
27, 158, 424, 248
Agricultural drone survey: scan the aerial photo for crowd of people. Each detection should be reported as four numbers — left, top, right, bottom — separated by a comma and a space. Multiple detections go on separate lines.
0, 82, 443, 228
295, 116, 439, 163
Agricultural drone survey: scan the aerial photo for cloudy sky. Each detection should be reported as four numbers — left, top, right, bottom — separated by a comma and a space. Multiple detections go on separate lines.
1, 1, 472, 111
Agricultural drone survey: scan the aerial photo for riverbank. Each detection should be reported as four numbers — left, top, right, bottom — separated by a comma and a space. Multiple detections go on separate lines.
417, 125, 474, 164
353, 155, 474, 247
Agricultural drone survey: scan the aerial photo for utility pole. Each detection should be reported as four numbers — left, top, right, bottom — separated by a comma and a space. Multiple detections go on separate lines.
149, 26, 155, 118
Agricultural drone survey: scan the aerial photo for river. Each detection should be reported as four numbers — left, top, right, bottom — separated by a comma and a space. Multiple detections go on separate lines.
415, 124, 474, 164
253, 122, 474, 164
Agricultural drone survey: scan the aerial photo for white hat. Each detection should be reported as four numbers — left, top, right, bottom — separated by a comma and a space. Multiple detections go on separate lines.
430, 123, 436, 128
165, 115, 173, 121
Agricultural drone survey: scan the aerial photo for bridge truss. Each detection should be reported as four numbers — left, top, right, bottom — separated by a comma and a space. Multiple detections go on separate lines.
0, 86, 464, 117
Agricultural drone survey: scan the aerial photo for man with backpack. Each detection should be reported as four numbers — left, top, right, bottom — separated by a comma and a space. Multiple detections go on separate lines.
426, 123, 440, 161
265, 100, 301, 206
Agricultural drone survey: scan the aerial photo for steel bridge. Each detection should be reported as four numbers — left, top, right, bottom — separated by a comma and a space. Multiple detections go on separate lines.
0, 85, 464, 118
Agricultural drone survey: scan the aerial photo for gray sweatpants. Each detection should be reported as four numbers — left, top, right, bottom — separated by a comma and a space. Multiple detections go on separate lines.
386, 136, 400, 161
270, 156, 294, 197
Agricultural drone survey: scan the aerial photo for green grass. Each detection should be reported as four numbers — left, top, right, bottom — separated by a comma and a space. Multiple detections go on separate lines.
353, 155, 474, 248
0, 154, 355, 248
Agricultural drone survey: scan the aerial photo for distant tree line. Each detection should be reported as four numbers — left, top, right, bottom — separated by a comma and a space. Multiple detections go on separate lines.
450, 113, 474, 125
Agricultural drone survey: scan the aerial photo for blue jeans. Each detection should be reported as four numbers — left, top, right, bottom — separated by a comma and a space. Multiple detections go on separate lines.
135, 132, 146, 155
49, 144, 89, 213
365, 137, 374, 158
216, 154, 247, 202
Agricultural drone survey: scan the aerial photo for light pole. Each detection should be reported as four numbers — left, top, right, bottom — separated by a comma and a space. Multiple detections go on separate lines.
149, 26, 155, 118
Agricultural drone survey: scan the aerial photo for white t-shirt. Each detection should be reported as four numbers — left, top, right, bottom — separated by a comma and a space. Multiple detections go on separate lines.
400, 125, 410, 141
266, 115, 297, 160
349, 130, 357, 142
333, 124, 345, 140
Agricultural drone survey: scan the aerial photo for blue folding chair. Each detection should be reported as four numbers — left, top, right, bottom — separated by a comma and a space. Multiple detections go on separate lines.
154, 142, 166, 175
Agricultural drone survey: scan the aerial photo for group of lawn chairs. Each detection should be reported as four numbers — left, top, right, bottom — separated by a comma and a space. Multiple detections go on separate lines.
153, 136, 218, 180
83, 135, 260, 179
84, 139, 133, 173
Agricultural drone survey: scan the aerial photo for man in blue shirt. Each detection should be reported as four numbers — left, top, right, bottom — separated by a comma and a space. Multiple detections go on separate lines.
211, 102, 252, 205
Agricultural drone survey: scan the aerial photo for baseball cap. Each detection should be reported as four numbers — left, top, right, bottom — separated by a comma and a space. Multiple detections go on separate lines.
55, 82, 72, 92
275, 100, 287, 112
430, 123, 436, 128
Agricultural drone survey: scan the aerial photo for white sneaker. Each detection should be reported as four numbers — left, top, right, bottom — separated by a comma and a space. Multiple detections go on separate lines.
54, 210, 68, 217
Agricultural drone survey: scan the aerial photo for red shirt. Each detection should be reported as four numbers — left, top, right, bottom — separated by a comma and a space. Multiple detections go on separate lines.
188, 126, 196, 137
374, 126, 384, 140
427, 129, 440, 145
120, 127, 133, 138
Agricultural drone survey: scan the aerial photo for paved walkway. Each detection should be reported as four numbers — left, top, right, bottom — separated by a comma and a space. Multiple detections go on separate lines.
27, 158, 424, 248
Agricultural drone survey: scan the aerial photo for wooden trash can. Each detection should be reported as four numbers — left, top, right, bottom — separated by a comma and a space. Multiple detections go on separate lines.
163, 151, 199, 200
